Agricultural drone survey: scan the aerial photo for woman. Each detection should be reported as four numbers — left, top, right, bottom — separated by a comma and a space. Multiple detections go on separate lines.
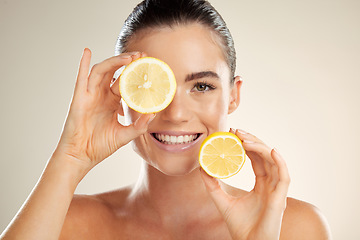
1, 0, 331, 239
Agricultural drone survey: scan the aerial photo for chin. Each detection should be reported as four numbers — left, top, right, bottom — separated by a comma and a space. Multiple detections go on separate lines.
142, 153, 200, 177
132, 138, 202, 177
154, 162, 200, 177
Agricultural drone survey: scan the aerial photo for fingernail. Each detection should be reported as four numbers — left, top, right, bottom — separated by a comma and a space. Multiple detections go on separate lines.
119, 54, 132, 59
82, 48, 91, 56
126, 51, 140, 56
134, 114, 154, 130
147, 113, 156, 124
237, 129, 247, 134
243, 139, 255, 144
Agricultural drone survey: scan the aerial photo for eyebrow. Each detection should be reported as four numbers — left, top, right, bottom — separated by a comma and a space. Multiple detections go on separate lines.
185, 71, 220, 82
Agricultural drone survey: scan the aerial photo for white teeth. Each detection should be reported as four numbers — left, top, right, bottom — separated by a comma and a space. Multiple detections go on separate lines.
177, 136, 184, 143
154, 133, 199, 144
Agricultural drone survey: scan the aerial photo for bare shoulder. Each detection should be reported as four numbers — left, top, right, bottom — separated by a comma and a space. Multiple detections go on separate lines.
281, 197, 332, 240
59, 187, 131, 240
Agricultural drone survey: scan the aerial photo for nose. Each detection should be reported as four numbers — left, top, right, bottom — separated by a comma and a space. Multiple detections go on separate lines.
159, 89, 191, 124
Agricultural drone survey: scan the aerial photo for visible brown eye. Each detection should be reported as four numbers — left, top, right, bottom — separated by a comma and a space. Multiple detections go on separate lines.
192, 81, 216, 93
196, 83, 207, 91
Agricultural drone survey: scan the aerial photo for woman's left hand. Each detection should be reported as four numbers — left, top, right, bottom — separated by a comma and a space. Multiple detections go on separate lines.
200, 129, 290, 240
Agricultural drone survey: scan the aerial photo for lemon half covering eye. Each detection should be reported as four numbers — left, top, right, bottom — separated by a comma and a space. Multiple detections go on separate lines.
119, 57, 177, 114
199, 132, 246, 179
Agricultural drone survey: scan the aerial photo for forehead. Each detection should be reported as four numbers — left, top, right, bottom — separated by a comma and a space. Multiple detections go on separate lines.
126, 23, 230, 80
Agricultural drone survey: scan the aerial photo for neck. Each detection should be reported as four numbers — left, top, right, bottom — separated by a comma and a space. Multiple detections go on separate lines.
129, 161, 217, 222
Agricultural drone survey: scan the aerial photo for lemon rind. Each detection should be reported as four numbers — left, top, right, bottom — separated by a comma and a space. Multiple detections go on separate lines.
199, 132, 246, 179
119, 57, 177, 114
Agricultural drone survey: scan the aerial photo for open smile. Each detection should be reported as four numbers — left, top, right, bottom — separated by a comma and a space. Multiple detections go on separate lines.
151, 133, 202, 145
150, 132, 203, 152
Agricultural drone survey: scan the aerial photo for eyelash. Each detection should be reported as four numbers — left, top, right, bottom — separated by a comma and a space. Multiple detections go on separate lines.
191, 81, 216, 93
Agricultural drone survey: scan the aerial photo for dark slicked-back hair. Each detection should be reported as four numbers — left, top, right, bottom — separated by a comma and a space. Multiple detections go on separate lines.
115, 0, 236, 83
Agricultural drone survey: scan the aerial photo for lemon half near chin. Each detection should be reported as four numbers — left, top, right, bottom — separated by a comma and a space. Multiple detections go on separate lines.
199, 132, 246, 179
119, 57, 177, 114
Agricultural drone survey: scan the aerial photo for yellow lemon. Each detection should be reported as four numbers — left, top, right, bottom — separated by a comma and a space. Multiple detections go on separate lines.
199, 132, 246, 179
119, 57, 176, 114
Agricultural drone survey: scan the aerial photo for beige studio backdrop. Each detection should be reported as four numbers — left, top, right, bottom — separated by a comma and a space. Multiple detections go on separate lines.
1, 0, 359, 238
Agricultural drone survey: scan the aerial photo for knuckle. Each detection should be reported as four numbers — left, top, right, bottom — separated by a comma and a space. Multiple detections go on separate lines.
258, 145, 271, 158
285, 176, 291, 184
91, 63, 100, 73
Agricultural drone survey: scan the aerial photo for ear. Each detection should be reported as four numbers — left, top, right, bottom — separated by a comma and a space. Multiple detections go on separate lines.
228, 76, 242, 114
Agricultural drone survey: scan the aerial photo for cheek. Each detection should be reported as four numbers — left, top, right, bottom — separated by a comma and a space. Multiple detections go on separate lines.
195, 92, 229, 131
131, 136, 147, 160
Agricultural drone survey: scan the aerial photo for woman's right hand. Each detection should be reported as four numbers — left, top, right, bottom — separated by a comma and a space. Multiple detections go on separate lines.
54, 49, 154, 173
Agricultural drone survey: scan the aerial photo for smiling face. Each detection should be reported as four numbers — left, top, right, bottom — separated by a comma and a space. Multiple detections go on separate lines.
122, 23, 241, 176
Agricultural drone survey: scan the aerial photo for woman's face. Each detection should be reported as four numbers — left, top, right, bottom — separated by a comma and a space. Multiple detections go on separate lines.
122, 23, 241, 176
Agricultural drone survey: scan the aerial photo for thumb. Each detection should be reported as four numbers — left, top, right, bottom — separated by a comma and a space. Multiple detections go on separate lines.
114, 113, 156, 148
200, 168, 234, 216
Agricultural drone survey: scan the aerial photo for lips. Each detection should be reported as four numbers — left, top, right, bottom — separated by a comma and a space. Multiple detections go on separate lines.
152, 133, 201, 145
150, 132, 203, 152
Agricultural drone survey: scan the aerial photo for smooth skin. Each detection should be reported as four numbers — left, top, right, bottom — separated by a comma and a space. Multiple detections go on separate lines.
0, 24, 331, 240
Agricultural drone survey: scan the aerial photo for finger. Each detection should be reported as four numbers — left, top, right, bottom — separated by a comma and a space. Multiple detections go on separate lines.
244, 140, 280, 184
236, 131, 281, 193
269, 160, 280, 189
235, 129, 275, 166
113, 113, 156, 148
74, 48, 91, 94
241, 141, 274, 176
229, 128, 236, 134
235, 129, 264, 144
112, 52, 142, 81
110, 76, 121, 96
87, 52, 141, 93
110, 77, 122, 101
110, 52, 147, 97
199, 168, 233, 217
140, 52, 147, 58
271, 148, 291, 196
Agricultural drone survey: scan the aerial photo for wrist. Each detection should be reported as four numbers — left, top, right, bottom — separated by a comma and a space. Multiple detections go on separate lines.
46, 151, 93, 189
